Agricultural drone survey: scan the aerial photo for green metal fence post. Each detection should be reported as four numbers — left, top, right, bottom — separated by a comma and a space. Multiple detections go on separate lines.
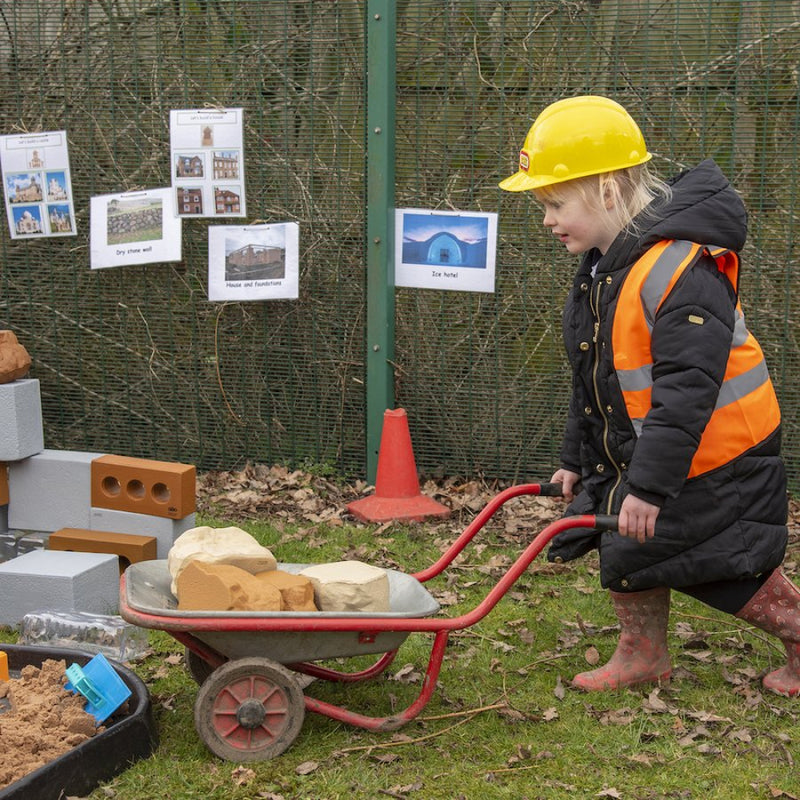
365, 0, 396, 483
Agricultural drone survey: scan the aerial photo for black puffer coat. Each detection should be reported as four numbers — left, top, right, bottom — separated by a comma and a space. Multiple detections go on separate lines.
547, 159, 788, 591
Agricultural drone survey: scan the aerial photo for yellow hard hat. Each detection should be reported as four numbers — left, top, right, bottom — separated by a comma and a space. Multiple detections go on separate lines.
499, 95, 652, 192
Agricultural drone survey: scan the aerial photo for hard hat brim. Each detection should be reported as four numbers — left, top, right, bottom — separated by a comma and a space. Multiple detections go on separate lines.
499, 151, 652, 193
498, 170, 542, 192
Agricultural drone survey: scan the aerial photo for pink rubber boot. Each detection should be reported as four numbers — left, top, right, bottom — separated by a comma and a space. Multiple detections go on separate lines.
572, 587, 672, 691
735, 569, 800, 697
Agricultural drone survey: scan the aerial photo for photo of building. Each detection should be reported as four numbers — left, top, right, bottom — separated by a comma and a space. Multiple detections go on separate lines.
46, 171, 69, 201
176, 187, 203, 215
225, 242, 285, 281
48, 203, 72, 233
6, 173, 43, 203
175, 154, 204, 178
214, 188, 240, 214
13, 206, 43, 235
213, 151, 239, 180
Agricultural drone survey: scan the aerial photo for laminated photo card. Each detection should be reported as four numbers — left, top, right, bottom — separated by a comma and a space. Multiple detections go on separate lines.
0, 130, 76, 238
208, 222, 299, 301
394, 208, 497, 293
90, 187, 182, 269
170, 107, 246, 218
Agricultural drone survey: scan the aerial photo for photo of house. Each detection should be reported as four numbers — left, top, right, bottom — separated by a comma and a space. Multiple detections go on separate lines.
225, 242, 285, 281
176, 187, 203, 215
175, 154, 204, 178
213, 151, 239, 180
214, 187, 241, 214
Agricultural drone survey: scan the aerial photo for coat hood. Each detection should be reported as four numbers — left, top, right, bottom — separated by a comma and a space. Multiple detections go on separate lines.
644, 158, 747, 251
598, 159, 748, 271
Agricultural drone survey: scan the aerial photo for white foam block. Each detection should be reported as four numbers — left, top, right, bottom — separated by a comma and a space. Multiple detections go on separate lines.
0, 550, 120, 627
90, 507, 196, 558
0, 379, 44, 461
9, 449, 105, 532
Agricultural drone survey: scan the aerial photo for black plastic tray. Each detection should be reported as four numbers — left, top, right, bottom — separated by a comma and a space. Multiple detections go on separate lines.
0, 644, 158, 800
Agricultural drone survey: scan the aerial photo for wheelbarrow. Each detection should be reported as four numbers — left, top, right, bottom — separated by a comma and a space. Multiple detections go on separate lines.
119, 483, 618, 761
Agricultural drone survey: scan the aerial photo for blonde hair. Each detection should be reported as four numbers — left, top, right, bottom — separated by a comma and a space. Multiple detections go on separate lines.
534, 163, 672, 235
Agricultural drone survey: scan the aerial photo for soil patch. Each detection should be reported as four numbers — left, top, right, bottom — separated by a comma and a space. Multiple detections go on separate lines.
0, 659, 100, 790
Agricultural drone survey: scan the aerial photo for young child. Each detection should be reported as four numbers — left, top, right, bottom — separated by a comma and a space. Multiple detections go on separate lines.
500, 95, 800, 695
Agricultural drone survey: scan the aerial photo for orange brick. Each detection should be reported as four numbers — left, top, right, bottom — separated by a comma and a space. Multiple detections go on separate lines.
49, 528, 157, 574
0, 650, 8, 682
91, 455, 196, 519
0, 463, 7, 506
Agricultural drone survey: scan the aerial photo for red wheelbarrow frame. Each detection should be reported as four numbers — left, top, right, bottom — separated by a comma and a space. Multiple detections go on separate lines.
119, 483, 617, 733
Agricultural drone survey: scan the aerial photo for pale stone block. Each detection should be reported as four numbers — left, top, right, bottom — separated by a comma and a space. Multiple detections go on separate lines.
299, 560, 390, 612
167, 525, 277, 595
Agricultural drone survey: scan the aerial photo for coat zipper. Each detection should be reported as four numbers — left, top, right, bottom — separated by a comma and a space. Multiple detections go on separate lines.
590, 279, 623, 514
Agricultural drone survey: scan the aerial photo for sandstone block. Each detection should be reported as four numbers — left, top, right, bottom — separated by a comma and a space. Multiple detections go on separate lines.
167, 525, 277, 595
256, 570, 317, 612
299, 561, 390, 612
176, 561, 283, 612
0, 331, 31, 384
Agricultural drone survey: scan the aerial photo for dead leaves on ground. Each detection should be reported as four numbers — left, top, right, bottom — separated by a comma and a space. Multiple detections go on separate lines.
196, 464, 564, 540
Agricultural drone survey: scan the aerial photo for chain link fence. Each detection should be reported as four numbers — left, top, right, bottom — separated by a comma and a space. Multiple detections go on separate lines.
1, 1, 800, 489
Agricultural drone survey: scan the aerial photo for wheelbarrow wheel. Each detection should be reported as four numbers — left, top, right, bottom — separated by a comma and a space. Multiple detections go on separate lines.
184, 646, 215, 685
194, 657, 305, 761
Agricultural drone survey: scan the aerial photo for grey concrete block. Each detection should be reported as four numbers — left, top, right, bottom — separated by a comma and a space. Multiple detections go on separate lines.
9, 448, 105, 532
0, 550, 120, 627
89, 508, 196, 558
0, 379, 44, 461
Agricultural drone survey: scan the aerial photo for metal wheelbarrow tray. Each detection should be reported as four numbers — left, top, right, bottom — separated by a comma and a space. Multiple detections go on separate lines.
119, 483, 617, 762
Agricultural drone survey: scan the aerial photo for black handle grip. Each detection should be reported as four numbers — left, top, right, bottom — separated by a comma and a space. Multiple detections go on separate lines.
594, 514, 619, 531
538, 482, 563, 497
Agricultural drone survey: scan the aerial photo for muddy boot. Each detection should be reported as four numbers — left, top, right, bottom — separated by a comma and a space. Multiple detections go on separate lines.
572, 586, 672, 691
735, 569, 800, 697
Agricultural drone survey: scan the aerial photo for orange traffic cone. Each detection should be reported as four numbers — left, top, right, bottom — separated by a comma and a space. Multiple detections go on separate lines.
347, 408, 450, 523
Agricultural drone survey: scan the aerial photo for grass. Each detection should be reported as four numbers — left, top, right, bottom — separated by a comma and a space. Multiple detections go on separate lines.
4, 509, 800, 800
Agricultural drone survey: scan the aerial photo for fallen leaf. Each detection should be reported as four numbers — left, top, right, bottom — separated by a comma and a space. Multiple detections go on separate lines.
231, 767, 255, 786
295, 761, 319, 775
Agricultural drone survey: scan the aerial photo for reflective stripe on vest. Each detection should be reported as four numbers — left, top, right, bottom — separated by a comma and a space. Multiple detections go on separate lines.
612, 239, 780, 478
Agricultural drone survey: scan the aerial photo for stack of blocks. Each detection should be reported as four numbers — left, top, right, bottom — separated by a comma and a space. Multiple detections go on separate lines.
0, 378, 197, 627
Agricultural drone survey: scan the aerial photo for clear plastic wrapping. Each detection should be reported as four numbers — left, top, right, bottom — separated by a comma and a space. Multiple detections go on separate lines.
18, 610, 150, 661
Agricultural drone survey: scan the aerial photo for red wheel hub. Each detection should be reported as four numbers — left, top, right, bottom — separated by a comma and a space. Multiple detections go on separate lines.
211, 675, 290, 751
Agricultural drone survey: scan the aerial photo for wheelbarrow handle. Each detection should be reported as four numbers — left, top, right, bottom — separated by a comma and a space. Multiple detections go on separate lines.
594, 514, 619, 531
537, 482, 564, 497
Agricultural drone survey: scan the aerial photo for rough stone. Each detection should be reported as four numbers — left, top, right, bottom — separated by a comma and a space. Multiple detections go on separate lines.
256, 570, 317, 611
167, 525, 277, 595
0, 331, 31, 384
176, 561, 282, 611
299, 560, 390, 612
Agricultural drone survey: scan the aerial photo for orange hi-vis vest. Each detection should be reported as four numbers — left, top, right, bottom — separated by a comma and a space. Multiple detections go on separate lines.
612, 239, 781, 479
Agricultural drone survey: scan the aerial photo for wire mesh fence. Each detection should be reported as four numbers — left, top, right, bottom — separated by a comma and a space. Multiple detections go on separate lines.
1, 1, 799, 490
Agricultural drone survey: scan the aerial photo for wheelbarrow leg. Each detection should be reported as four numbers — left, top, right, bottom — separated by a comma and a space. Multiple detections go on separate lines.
303, 631, 450, 732
289, 648, 399, 684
